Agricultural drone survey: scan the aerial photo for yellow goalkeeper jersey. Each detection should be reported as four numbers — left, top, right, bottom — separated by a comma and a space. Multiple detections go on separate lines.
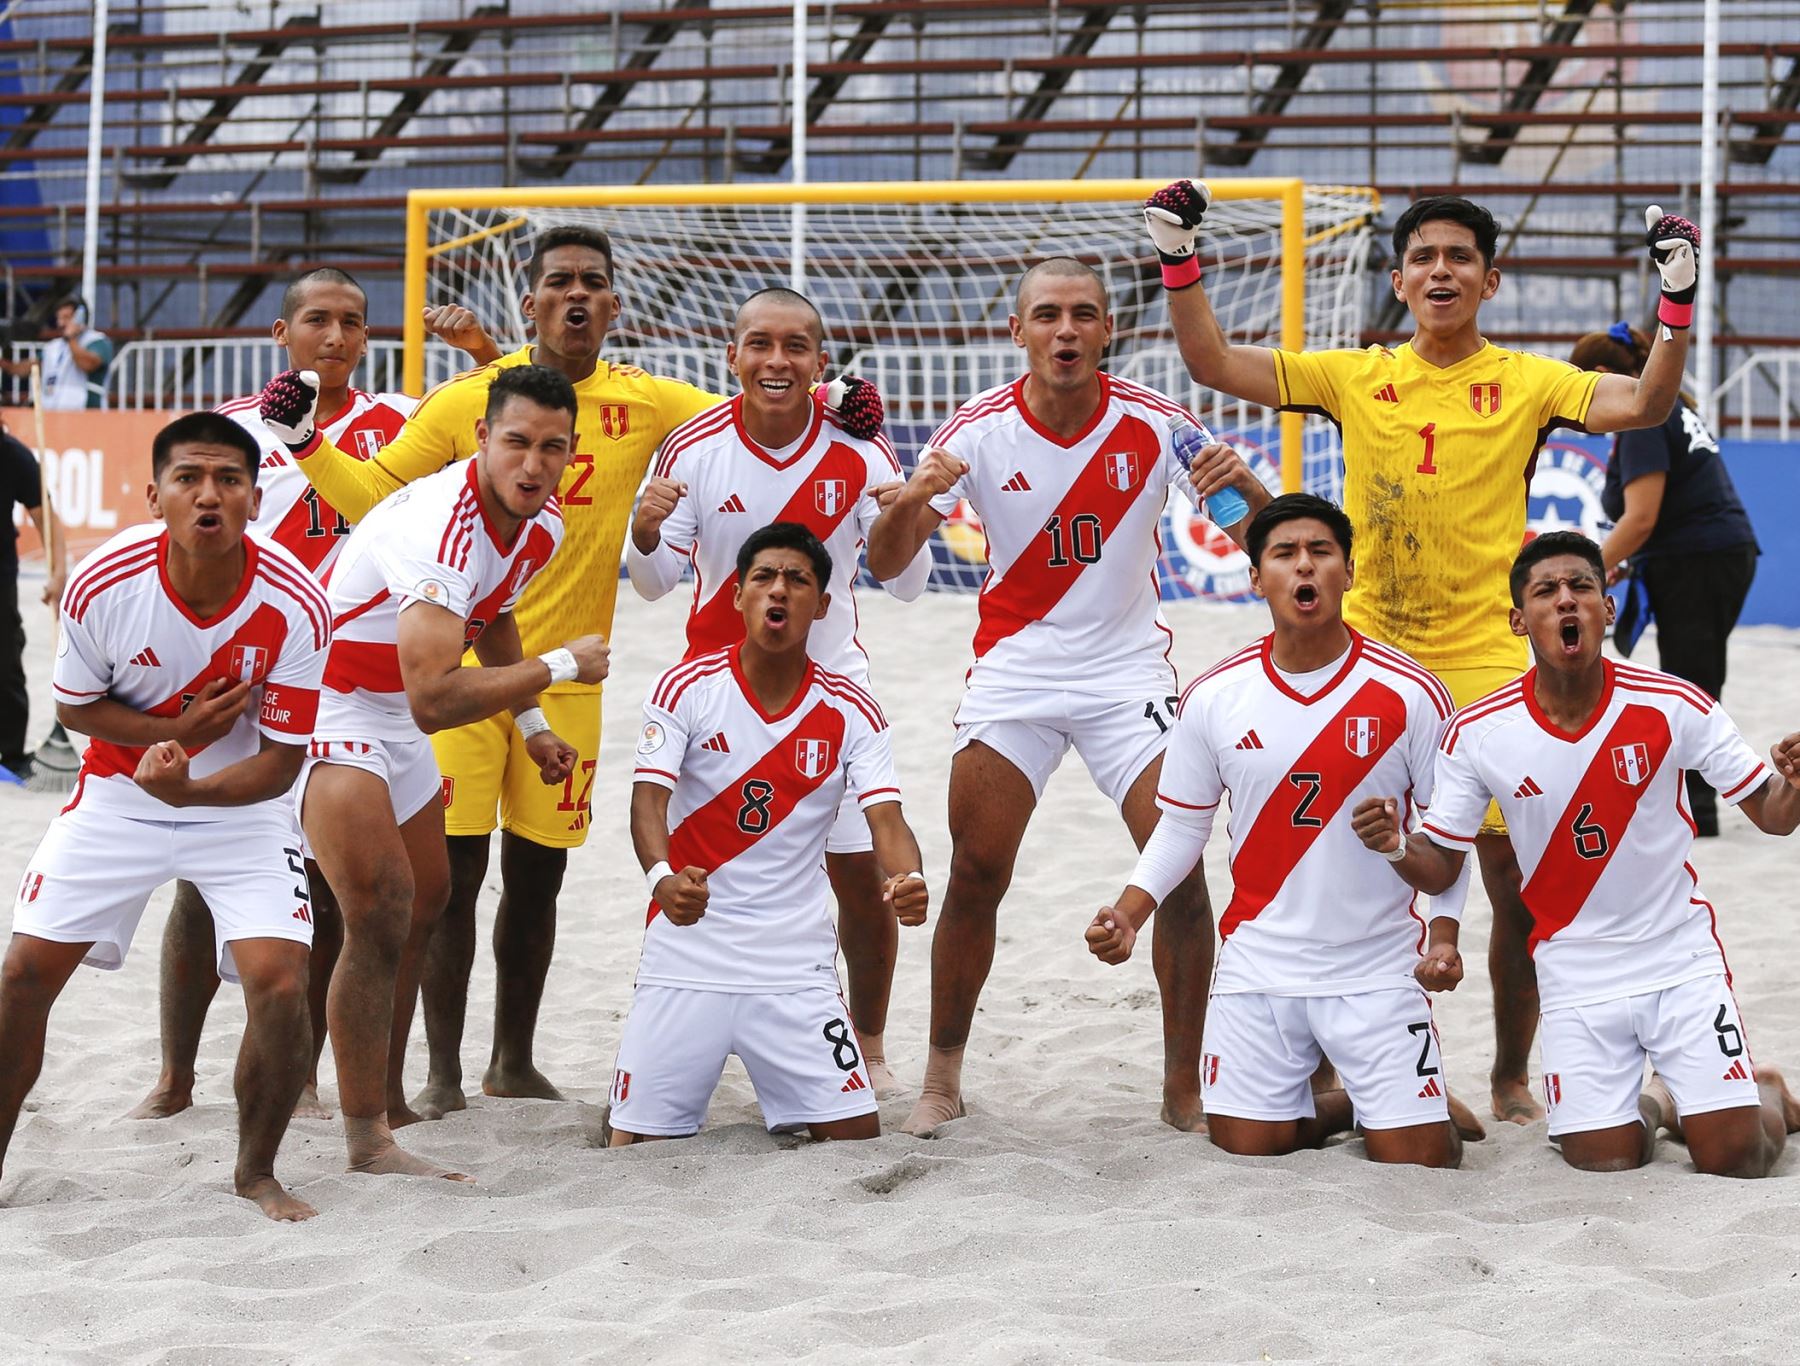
1274, 341, 1600, 671
297, 346, 721, 691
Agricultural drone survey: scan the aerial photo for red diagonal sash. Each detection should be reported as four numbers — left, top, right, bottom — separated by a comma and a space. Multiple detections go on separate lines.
649, 699, 848, 923
685, 441, 868, 658
1221, 678, 1407, 940
1520, 703, 1672, 955
973, 414, 1159, 659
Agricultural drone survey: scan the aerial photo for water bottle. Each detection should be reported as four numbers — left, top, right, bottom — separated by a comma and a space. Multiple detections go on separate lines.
1169, 416, 1249, 527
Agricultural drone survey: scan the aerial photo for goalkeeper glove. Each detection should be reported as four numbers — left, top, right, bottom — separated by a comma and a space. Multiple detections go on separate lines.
260, 368, 322, 454
1143, 179, 1211, 291
823, 376, 885, 441
1644, 204, 1700, 330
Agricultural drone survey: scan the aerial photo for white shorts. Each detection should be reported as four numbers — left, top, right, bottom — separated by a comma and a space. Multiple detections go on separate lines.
11, 802, 313, 983
952, 685, 1178, 809
1540, 975, 1761, 1137
608, 984, 878, 1137
298, 733, 441, 826
1202, 987, 1452, 1131
825, 785, 873, 856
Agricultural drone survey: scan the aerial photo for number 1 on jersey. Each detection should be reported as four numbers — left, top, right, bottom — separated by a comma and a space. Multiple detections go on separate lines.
1416, 423, 1438, 476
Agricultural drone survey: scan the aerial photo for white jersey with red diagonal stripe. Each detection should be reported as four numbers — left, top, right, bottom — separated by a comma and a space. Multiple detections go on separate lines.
926, 374, 1204, 699
218, 389, 417, 576
316, 458, 563, 739
632, 646, 900, 993
1157, 630, 1454, 995
1425, 659, 1769, 1010
650, 394, 902, 682
53, 523, 332, 822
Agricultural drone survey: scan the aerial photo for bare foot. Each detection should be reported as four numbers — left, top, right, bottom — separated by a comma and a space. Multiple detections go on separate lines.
1160, 1090, 1207, 1134
1754, 1063, 1800, 1132
1642, 1072, 1681, 1137
481, 1063, 564, 1102
901, 1088, 965, 1138
236, 1174, 318, 1222
866, 1057, 906, 1100
291, 1084, 333, 1122
1447, 1089, 1488, 1142
411, 1080, 468, 1121
386, 1100, 425, 1130
1490, 1076, 1545, 1125
344, 1116, 472, 1181
126, 1078, 194, 1120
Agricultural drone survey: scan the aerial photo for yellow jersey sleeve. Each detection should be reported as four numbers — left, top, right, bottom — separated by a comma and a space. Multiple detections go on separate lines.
296, 365, 491, 520
649, 375, 727, 433
1272, 347, 1368, 418
1520, 351, 1602, 432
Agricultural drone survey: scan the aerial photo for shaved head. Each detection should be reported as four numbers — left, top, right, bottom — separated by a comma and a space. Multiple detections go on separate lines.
1014, 257, 1108, 316
280, 267, 366, 322
734, 287, 825, 344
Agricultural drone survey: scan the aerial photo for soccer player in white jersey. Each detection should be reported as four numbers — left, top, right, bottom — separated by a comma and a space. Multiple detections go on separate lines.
626, 287, 931, 1095
0, 414, 330, 1220
300, 365, 607, 1180
1358, 531, 1800, 1177
611, 522, 929, 1145
1087, 494, 1466, 1166
136, 267, 422, 1125
866, 257, 1270, 1136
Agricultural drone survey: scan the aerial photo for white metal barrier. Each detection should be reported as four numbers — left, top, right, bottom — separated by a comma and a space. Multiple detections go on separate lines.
1713, 350, 1800, 442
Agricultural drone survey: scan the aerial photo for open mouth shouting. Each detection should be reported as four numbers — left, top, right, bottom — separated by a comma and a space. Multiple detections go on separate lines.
763, 603, 790, 630
562, 305, 591, 331
1294, 582, 1320, 611
1558, 616, 1583, 655
1424, 287, 1458, 307
194, 511, 224, 533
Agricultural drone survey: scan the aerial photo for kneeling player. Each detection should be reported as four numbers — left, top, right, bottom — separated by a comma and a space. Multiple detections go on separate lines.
0, 414, 330, 1219
1088, 494, 1465, 1167
1360, 531, 1800, 1177
610, 523, 928, 1145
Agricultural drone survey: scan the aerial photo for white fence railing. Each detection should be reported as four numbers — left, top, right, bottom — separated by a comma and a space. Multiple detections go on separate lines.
1713, 350, 1800, 442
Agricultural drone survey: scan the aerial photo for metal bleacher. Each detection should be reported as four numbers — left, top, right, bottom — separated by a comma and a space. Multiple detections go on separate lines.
2, 0, 1798, 426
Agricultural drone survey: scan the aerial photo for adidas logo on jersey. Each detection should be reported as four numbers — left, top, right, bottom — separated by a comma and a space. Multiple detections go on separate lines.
1514, 776, 1544, 799
259, 450, 287, 469
840, 1072, 868, 1093
1417, 1076, 1443, 1100
1234, 730, 1263, 751
1723, 1059, 1751, 1083
701, 731, 731, 754
717, 494, 747, 513
1372, 384, 1400, 404
129, 647, 162, 668
1000, 471, 1033, 492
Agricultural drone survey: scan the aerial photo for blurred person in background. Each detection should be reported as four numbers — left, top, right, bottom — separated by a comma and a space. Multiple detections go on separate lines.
1572, 321, 1760, 837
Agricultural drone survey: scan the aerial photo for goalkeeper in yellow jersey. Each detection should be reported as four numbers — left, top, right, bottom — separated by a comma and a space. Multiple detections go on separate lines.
1144, 184, 1699, 1127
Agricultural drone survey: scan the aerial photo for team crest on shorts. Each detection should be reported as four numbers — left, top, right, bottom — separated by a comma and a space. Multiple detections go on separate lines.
1544, 1072, 1562, 1107
351, 428, 388, 458
1611, 742, 1651, 785
1102, 450, 1140, 492
597, 403, 630, 440
814, 478, 847, 518
1202, 1053, 1220, 1086
1344, 716, 1381, 757
795, 737, 833, 779
228, 643, 271, 682
1469, 383, 1502, 417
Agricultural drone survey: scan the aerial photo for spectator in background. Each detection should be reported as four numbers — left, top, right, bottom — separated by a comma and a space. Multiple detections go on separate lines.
1, 297, 113, 410
0, 421, 67, 780
1572, 321, 1761, 836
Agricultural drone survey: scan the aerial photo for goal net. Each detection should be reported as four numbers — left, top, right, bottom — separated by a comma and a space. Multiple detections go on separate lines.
406, 180, 1377, 600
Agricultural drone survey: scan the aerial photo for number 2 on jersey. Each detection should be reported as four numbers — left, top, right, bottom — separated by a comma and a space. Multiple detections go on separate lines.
1415, 423, 1438, 476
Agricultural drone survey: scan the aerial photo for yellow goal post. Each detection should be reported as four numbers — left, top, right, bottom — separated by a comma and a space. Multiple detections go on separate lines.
402, 179, 1380, 495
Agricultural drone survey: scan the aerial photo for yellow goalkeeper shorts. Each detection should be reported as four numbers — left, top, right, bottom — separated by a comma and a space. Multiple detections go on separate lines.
433, 690, 604, 850
1434, 664, 1526, 836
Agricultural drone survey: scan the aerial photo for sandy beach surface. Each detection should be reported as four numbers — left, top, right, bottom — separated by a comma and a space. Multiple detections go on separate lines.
2, 581, 1798, 1364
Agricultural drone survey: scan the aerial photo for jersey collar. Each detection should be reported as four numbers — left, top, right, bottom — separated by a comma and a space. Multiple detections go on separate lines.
157, 525, 259, 628
1259, 628, 1364, 704
1522, 658, 1616, 742
731, 393, 825, 471
1012, 373, 1111, 449
729, 644, 816, 724
465, 456, 525, 554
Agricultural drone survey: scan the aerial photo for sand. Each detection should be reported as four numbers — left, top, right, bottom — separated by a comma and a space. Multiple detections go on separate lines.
2, 581, 1798, 1364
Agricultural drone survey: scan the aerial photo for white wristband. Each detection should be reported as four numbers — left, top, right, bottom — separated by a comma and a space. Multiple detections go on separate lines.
897, 870, 924, 882
1382, 840, 1409, 864
645, 860, 673, 897
539, 647, 579, 685
515, 706, 550, 739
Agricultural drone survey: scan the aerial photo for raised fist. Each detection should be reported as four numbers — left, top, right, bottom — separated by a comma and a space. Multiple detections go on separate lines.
565, 634, 610, 686
1143, 179, 1212, 261
260, 368, 321, 451
903, 447, 969, 503
824, 376, 886, 441
631, 476, 686, 553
